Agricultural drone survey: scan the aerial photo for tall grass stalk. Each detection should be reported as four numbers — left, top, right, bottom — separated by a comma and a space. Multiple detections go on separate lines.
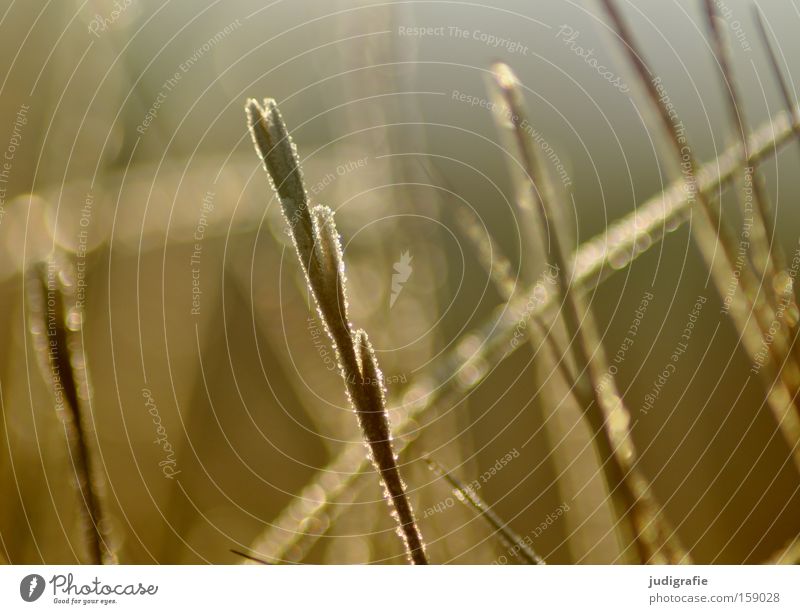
491, 62, 687, 563
246, 98, 427, 564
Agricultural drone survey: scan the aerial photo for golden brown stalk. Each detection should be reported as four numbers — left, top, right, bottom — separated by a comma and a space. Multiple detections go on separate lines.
490, 62, 687, 564
26, 254, 111, 564
353, 331, 428, 563
246, 98, 427, 564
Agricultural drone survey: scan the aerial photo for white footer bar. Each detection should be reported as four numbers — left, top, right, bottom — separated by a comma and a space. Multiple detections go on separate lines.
1, 565, 798, 612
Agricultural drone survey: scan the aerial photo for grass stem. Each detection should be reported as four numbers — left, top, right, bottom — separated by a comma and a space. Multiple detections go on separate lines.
246, 98, 427, 564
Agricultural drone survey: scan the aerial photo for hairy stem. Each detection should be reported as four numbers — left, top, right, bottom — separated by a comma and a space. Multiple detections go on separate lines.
246, 98, 427, 564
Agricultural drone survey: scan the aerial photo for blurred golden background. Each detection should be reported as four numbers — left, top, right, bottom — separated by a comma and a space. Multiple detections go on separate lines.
1, 0, 800, 564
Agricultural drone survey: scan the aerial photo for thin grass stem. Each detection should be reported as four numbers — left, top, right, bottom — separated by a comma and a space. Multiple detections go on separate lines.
246, 98, 427, 564
491, 61, 688, 564
231, 549, 274, 565
425, 457, 544, 564
26, 254, 111, 564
